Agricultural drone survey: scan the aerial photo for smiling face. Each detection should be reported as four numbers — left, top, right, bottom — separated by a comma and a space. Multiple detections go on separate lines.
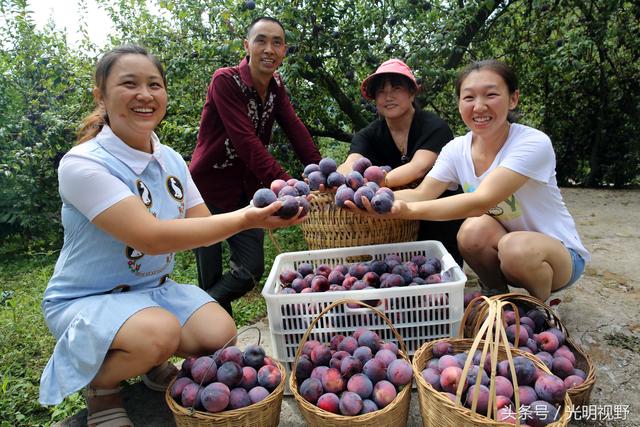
94, 54, 167, 151
373, 77, 416, 120
458, 69, 519, 136
244, 19, 287, 81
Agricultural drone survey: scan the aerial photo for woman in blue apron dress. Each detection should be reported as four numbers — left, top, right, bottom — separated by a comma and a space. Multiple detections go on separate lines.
39, 45, 307, 427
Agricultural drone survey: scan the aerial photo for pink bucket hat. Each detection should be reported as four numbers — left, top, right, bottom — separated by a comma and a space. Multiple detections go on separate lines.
360, 58, 419, 100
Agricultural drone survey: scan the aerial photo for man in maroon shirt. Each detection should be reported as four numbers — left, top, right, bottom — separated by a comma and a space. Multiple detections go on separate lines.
190, 16, 321, 315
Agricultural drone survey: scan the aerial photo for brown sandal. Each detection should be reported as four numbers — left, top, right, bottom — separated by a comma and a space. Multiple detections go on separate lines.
141, 361, 178, 392
85, 386, 133, 427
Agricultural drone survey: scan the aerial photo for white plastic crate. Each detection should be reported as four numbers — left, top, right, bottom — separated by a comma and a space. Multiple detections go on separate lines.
261, 240, 467, 371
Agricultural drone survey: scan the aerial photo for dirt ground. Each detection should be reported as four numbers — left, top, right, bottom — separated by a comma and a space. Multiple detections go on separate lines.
523, 188, 640, 426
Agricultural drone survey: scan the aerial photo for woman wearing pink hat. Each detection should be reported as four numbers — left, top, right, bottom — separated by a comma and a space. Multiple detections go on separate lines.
346, 60, 589, 302
338, 58, 463, 266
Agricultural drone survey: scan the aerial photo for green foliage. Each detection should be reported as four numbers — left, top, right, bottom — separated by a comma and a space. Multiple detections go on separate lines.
0, 253, 72, 426
1, 0, 639, 245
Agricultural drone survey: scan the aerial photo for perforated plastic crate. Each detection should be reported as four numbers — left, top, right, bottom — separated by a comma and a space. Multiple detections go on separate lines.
261, 240, 467, 371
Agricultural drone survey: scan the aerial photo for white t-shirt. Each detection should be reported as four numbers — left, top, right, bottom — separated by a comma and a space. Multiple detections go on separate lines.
428, 123, 590, 261
59, 127, 204, 221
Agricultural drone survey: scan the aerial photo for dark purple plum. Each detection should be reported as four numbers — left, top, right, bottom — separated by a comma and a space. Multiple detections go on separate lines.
346, 171, 365, 190
276, 195, 300, 219
228, 387, 252, 409
242, 344, 266, 369
278, 185, 298, 198
371, 193, 393, 213
303, 163, 320, 178
352, 157, 372, 175
354, 186, 375, 208
307, 171, 326, 190
319, 157, 337, 176
297, 262, 315, 276
299, 377, 323, 404
326, 171, 346, 188
339, 391, 364, 415
200, 382, 229, 412
217, 361, 243, 388
294, 180, 310, 196
252, 188, 277, 208
335, 185, 355, 207
248, 385, 269, 403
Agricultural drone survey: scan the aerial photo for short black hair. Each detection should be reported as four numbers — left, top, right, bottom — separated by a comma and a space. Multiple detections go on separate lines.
246, 16, 285, 39
366, 73, 417, 99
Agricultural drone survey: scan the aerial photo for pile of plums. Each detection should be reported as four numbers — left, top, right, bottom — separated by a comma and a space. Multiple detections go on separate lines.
303, 157, 396, 213
169, 345, 282, 413
278, 253, 446, 295
463, 294, 587, 393
421, 340, 569, 426
295, 327, 412, 416
252, 178, 310, 219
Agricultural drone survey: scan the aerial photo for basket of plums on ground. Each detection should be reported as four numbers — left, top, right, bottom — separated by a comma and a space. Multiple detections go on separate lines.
296, 156, 419, 249
413, 337, 572, 426
165, 344, 286, 427
290, 299, 412, 426
260, 240, 467, 382
462, 292, 596, 408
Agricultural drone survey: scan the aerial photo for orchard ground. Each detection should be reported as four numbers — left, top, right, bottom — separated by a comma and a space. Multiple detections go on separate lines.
57, 188, 640, 427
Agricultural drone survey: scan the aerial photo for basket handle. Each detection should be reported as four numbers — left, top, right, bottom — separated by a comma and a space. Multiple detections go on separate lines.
290, 298, 408, 385
455, 299, 523, 425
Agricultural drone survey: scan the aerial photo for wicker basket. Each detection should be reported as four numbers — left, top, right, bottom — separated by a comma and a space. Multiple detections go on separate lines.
165, 358, 286, 427
413, 299, 572, 426
300, 192, 419, 250
289, 298, 411, 426
462, 293, 596, 406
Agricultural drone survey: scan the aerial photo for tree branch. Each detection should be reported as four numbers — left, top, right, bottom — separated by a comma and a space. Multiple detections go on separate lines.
307, 126, 352, 142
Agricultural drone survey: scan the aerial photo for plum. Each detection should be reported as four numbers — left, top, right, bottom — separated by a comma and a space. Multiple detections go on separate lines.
346, 171, 365, 190
347, 373, 374, 399
534, 374, 566, 404
191, 356, 218, 385
317, 392, 340, 413
299, 377, 323, 404
294, 180, 310, 196
372, 380, 397, 408
248, 385, 270, 403
339, 391, 363, 416
201, 382, 230, 413
170, 377, 194, 401
243, 344, 265, 369
352, 157, 372, 174
307, 171, 326, 190
257, 364, 281, 390
386, 359, 413, 386
228, 387, 252, 409
326, 171, 346, 188
335, 185, 355, 207
303, 163, 320, 178
270, 179, 287, 195
276, 195, 300, 219
319, 157, 337, 176
278, 185, 298, 198
354, 185, 375, 209
364, 165, 385, 186
252, 188, 277, 208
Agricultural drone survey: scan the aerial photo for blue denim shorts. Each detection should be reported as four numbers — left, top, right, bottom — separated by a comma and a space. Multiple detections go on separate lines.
554, 247, 586, 293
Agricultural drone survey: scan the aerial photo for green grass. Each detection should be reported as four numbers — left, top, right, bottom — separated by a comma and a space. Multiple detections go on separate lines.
0, 226, 306, 426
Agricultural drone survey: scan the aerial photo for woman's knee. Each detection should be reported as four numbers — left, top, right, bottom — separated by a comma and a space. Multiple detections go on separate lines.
120, 308, 182, 364
457, 217, 491, 253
